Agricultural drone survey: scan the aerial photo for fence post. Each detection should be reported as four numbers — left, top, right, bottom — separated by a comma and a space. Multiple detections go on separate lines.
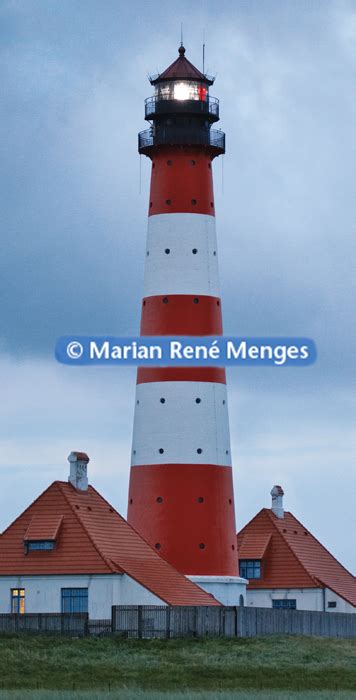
137, 606, 143, 639
166, 606, 171, 639
111, 606, 116, 633
38, 613, 42, 632
84, 613, 89, 636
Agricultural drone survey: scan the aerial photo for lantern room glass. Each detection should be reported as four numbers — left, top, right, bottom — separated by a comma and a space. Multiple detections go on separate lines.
155, 81, 208, 102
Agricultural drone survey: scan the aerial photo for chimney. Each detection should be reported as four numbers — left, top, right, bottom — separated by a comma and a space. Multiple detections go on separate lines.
68, 451, 89, 491
271, 485, 284, 518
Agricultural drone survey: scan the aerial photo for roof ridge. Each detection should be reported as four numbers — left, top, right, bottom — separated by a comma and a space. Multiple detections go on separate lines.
0, 481, 62, 538
88, 484, 170, 560
264, 508, 319, 587
237, 508, 266, 537
57, 483, 115, 574
284, 511, 356, 580
279, 511, 356, 606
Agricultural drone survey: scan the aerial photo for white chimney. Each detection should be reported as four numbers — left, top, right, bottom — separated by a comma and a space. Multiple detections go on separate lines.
68, 451, 89, 491
271, 485, 284, 518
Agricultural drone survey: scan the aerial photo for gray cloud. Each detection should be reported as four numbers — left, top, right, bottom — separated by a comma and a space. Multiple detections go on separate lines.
0, 1, 355, 571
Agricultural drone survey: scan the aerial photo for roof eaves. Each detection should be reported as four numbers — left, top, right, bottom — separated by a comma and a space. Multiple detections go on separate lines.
313, 576, 356, 608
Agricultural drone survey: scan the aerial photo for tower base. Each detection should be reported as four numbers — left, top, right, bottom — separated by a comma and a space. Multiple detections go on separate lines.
187, 576, 248, 606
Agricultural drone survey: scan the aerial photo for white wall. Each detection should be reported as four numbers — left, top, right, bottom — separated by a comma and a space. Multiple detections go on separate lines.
188, 576, 247, 606
246, 587, 355, 613
0, 574, 164, 619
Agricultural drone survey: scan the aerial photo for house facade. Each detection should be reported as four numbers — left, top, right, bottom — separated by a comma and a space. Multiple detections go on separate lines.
237, 486, 356, 613
0, 453, 220, 618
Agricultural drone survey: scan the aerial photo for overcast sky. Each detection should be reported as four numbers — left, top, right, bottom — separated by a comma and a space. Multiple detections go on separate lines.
1, 0, 355, 572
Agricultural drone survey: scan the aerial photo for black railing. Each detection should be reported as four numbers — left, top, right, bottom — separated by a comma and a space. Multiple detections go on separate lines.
138, 127, 225, 154
145, 95, 219, 120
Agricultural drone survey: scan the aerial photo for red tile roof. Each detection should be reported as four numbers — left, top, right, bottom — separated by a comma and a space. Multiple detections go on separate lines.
0, 481, 219, 607
24, 515, 63, 541
239, 533, 271, 560
151, 46, 213, 85
237, 509, 356, 607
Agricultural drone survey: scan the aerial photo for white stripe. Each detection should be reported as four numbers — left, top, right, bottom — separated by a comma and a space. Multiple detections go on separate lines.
131, 382, 231, 467
144, 213, 220, 297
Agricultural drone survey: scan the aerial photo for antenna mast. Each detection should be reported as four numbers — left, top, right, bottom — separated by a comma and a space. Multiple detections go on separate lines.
203, 29, 205, 73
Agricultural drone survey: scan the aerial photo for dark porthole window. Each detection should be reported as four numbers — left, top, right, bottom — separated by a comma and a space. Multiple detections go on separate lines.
193, 298, 199, 304
160, 398, 165, 404
210, 202, 214, 208
208, 163, 211, 169
142, 300, 146, 306
191, 199, 197, 205
159, 448, 164, 454
213, 251, 216, 256
146, 251, 149, 256
149, 202, 153, 208
130, 498, 133, 504
223, 400, 226, 405
136, 400, 139, 405
155, 543, 161, 549
156, 496, 163, 503
190, 160, 196, 166
167, 160, 173, 166
197, 448, 203, 454
163, 297, 169, 304
232, 545, 235, 550
165, 248, 170, 254
217, 300, 220, 306
133, 450, 136, 455
226, 450, 229, 455
197, 497, 204, 503
195, 398, 201, 404
166, 199, 172, 205
192, 248, 198, 254
199, 543, 205, 549
229, 499, 232, 504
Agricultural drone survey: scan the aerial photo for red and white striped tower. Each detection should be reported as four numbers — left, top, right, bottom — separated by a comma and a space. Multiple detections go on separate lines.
127, 46, 246, 602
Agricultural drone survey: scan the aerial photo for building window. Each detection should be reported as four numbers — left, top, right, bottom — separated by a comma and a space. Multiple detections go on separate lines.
11, 589, 25, 614
272, 599, 297, 610
239, 559, 261, 579
26, 541, 55, 551
61, 588, 88, 613
328, 601, 337, 608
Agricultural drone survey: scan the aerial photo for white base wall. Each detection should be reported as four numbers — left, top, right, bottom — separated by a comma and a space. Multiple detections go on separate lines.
188, 576, 247, 606
245, 587, 355, 614
0, 574, 165, 619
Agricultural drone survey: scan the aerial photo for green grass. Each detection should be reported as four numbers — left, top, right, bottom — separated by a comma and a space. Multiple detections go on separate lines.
0, 634, 355, 693
0, 693, 356, 700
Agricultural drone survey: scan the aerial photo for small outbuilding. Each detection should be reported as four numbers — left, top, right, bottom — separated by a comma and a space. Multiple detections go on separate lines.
0, 452, 219, 618
237, 486, 356, 613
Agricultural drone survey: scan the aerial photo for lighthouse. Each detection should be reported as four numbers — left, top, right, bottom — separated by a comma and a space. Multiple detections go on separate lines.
127, 45, 246, 604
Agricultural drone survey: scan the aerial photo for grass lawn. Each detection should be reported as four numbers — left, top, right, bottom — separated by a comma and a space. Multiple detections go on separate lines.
0, 634, 355, 694
0, 693, 356, 700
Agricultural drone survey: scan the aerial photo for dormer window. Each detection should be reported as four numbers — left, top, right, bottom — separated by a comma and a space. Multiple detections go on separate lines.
23, 514, 63, 554
239, 559, 261, 580
26, 540, 55, 552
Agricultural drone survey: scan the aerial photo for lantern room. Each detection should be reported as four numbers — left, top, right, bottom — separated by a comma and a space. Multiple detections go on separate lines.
139, 45, 225, 157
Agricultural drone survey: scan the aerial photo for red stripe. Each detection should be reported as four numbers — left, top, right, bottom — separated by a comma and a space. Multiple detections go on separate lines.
137, 367, 226, 384
149, 148, 215, 216
127, 463, 238, 576
140, 295, 223, 335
